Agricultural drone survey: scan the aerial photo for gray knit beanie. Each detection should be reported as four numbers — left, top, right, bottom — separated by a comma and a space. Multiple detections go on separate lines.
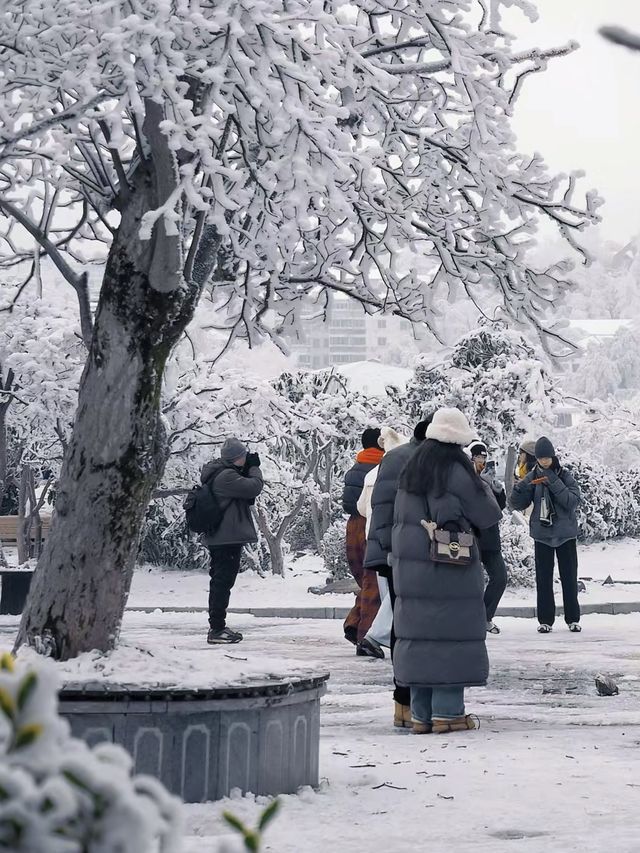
221, 437, 248, 463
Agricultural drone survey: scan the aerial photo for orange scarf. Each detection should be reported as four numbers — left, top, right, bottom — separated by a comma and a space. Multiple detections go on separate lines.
357, 447, 384, 465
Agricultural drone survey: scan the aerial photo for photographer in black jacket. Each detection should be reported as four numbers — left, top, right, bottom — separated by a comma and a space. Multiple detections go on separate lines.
200, 438, 263, 645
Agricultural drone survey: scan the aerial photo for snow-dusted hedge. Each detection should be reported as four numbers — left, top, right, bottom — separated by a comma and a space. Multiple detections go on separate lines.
322, 518, 350, 580
500, 513, 535, 588
139, 499, 209, 572
562, 454, 640, 542
0, 652, 182, 853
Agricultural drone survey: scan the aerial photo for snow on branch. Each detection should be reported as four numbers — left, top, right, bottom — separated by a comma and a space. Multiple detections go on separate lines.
600, 26, 640, 52
0, 0, 599, 345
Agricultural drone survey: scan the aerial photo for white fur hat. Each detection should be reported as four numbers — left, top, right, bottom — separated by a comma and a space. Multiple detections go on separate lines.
426, 408, 475, 447
378, 427, 410, 452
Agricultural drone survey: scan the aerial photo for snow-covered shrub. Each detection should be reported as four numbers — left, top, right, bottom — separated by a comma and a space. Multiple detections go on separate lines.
562, 454, 640, 542
0, 652, 182, 853
139, 499, 209, 572
286, 503, 318, 554
500, 513, 535, 588
322, 519, 349, 580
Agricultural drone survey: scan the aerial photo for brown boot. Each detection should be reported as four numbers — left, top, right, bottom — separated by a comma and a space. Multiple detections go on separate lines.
394, 701, 412, 729
432, 715, 477, 734
411, 720, 433, 735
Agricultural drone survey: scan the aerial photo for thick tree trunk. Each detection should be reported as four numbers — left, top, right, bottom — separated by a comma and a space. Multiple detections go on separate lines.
16, 167, 199, 659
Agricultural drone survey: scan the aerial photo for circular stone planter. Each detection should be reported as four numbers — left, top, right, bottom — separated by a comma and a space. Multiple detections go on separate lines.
59, 673, 329, 803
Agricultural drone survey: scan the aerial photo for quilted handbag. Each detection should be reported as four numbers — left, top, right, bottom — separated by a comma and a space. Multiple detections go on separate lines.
420, 519, 475, 566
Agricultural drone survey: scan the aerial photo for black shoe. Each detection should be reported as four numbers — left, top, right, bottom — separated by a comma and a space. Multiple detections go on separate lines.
537, 623, 553, 634
344, 626, 358, 646
356, 637, 385, 659
568, 622, 582, 633
207, 626, 243, 644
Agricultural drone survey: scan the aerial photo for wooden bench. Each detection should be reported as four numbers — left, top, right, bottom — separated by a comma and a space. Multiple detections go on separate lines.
0, 514, 52, 546
0, 515, 51, 614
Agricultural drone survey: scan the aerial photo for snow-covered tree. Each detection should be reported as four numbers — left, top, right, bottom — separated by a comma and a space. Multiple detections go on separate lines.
401, 323, 560, 453
0, 0, 598, 658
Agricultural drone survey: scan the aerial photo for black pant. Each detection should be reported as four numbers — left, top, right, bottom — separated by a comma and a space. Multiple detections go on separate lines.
386, 569, 410, 707
208, 545, 243, 630
534, 539, 580, 626
482, 550, 508, 621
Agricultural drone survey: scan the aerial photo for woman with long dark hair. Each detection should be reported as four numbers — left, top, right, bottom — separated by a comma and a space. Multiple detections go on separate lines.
392, 408, 502, 734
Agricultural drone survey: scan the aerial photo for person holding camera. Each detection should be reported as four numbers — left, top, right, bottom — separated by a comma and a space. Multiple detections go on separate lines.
468, 441, 507, 635
200, 437, 264, 644
509, 436, 581, 634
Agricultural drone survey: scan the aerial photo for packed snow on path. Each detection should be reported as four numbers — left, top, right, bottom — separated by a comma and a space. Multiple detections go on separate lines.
2, 609, 640, 851
125, 538, 640, 611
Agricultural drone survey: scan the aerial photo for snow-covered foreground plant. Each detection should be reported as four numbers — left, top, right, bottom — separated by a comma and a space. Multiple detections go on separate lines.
0, 653, 182, 853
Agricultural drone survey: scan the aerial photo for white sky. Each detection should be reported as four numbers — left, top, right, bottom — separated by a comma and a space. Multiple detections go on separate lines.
506, 0, 640, 243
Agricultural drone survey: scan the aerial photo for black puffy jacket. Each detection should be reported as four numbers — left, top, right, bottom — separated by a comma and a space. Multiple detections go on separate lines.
342, 450, 383, 516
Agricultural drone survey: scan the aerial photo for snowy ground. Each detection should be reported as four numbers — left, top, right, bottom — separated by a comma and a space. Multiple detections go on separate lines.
126, 538, 640, 611
2, 608, 640, 851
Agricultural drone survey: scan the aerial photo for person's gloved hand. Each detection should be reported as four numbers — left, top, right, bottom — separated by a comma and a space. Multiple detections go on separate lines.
490, 479, 504, 494
245, 451, 261, 469
480, 468, 495, 485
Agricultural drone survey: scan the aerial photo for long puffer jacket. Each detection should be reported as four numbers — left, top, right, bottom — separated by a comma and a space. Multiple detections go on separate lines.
200, 460, 264, 547
391, 463, 502, 688
363, 439, 420, 570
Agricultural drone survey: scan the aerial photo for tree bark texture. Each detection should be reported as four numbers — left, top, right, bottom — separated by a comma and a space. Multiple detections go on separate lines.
16, 151, 200, 659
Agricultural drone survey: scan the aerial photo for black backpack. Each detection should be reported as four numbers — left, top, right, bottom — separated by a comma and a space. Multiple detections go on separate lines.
183, 471, 226, 534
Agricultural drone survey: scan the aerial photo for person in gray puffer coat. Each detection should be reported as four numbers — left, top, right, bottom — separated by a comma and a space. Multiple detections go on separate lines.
392, 408, 502, 735
509, 436, 581, 634
201, 437, 264, 645
363, 416, 432, 730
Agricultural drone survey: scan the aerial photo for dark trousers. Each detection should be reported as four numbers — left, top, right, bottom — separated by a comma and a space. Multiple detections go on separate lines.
482, 550, 508, 621
208, 545, 243, 630
387, 570, 410, 707
534, 539, 580, 626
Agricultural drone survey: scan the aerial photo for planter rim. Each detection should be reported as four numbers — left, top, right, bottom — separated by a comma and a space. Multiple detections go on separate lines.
60, 670, 330, 702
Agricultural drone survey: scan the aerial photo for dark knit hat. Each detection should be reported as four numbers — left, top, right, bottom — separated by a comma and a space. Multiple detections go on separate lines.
362, 427, 382, 449
535, 436, 555, 459
469, 441, 487, 457
413, 413, 434, 442
221, 437, 248, 462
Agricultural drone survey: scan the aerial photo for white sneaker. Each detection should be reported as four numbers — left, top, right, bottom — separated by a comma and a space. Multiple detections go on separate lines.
486, 621, 500, 635
568, 622, 582, 633
537, 623, 553, 634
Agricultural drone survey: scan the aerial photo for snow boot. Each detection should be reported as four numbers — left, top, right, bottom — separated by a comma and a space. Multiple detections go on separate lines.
394, 702, 412, 729
356, 637, 385, 659
411, 720, 433, 735
568, 622, 582, 633
432, 715, 477, 734
344, 625, 358, 646
207, 626, 243, 644
537, 623, 553, 634
486, 621, 500, 635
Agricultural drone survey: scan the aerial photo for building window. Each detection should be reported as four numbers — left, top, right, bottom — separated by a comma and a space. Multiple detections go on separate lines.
378, 319, 387, 329
378, 337, 387, 346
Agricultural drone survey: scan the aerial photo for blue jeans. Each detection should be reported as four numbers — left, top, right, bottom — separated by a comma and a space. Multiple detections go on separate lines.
410, 686, 465, 723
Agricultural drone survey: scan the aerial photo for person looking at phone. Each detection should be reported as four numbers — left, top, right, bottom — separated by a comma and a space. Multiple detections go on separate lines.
468, 442, 508, 635
509, 437, 582, 634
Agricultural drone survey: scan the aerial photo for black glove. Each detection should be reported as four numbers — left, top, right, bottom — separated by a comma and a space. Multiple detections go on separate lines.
245, 452, 261, 470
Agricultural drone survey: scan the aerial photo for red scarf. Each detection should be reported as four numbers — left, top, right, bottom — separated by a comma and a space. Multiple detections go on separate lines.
356, 447, 384, 466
